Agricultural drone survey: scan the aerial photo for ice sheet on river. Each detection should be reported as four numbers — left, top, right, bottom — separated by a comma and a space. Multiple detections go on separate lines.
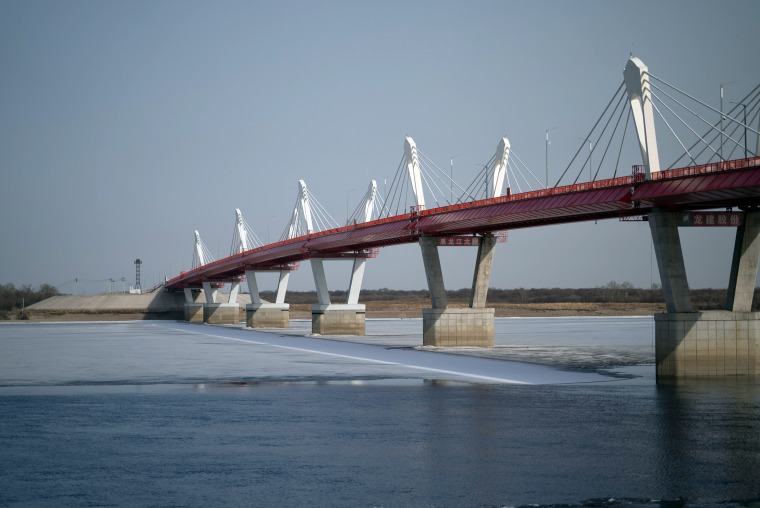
0, 320, 629, 387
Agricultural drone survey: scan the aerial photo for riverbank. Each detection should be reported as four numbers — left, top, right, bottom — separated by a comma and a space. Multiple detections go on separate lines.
15, 295, 663, 321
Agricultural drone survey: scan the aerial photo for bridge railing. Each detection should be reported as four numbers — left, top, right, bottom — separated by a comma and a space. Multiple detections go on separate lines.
417, 174, 635, 218
651, 156, 760, 181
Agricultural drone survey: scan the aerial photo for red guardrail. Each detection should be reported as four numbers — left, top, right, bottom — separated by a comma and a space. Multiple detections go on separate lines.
651, 156, 760, 180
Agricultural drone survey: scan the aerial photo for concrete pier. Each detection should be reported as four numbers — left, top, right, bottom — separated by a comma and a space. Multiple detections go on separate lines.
203, 303, 240, 324
307, 258, 368, 335
312, 304, 366, 335
422, 308, 495, 347
244, 269, 292, 329
655, 311, 759, 378
246, 303, 290, 328
184, 303, 204, 323
183, 288, 204, 322
651, 209, 760, 380
181, 284, 242, 325
419, 234, 497, 347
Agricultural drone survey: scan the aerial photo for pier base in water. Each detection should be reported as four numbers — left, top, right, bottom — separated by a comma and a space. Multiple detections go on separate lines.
184, 303, 204, 323
311, 305, 365, 335
246, 303, 289, 328
422, 308, 495, 348
655, 311, 760, 379
203, 303, 240, 325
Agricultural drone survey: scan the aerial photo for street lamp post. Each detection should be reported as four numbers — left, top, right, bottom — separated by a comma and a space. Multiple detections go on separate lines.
545, 130, 549, 187
730, 101, 748, 159
449, 155, 459, 204
720, 81, 736, 161
545, 127, 558, 188
346, 188, 356, 224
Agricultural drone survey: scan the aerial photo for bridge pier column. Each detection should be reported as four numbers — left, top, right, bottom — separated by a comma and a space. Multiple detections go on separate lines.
183, 287, 204, 322
245, 269, 291, 329
201, 281, 240, 325
310, 258, 366, 335
652, 210, 760, 380
420, 235, 496, 347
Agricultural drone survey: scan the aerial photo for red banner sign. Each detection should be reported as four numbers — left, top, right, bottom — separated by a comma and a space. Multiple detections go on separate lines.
438, 236, 480, 247
680, 212, 743, 227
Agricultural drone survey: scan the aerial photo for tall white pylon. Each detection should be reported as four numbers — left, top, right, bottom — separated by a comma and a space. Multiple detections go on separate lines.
231, 209, 263, 255
404, 136, 426, 209
489, 137, 511, 198
361, 180, 378, 223
233, 208, 249, 253
286, 180, 314, 239
624, 56, 661, 178
191, 230, 215, 269
348, 180, 379, 224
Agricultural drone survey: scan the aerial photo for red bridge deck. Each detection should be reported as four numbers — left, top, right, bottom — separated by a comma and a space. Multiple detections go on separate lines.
165, 157, 760, 289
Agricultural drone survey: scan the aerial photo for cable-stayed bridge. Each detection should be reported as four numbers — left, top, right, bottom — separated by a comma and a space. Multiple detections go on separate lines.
162, 57, 760, 381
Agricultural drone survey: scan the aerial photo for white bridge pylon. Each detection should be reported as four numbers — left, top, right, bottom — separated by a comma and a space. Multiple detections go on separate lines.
385, 136, 520, 213
347, 180, 381, 225
404, 136, 426, 209
490, 137, 511, 198
624, 56, 661, 178
191, 230, 214, 269
231, 208, 264, 255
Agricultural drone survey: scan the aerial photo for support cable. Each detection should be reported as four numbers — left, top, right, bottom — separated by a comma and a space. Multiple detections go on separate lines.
418, 150, 472, 202
668, 85, 760, 167
650, 75, 760, 138
651, 83, 747, 158
613, 108, 632, 178
572, 88, 628, 184
510, 150, 544, 189
593, 94, 629, 180
555, 81, 625, 186
649, 93, 702, 166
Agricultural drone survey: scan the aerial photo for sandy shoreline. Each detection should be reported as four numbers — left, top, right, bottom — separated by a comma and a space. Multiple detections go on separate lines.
13, 300, 664, 322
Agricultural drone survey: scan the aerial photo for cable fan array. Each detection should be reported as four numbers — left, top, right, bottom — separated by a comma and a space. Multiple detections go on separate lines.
230, 208, 264, 255
554, 82, 634, 187
460, 145, 544, 201
553, 71, 760, 187
191, 230, 215, 269
183, 58, 760, 274
647, 74, 760, 168
280, 181, 341, 241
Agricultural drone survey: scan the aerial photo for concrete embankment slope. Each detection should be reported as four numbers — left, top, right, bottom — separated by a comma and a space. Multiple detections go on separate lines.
26, 292, 250, 321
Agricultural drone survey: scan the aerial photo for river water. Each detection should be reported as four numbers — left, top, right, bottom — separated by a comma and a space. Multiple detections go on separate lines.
0, 318, 758, 507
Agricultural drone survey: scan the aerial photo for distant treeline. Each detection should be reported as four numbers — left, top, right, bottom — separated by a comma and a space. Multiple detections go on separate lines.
265, 280, 759, 311
0, 283, 60, 316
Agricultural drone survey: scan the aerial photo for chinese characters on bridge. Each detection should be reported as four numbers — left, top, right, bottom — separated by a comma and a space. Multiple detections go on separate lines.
680, 212, 743, 227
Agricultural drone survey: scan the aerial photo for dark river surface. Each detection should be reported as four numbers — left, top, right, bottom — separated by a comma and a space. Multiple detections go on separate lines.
0, 319, 758, 507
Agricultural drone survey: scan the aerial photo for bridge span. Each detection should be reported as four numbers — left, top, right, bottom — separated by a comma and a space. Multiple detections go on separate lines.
162, 56, 760, 381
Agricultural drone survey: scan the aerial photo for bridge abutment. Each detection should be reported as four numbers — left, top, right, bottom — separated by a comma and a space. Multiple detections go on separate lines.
651, 209, 760, 380
420, 234, 496, 347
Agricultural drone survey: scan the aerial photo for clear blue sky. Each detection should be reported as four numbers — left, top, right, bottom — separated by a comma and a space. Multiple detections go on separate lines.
2, 0, 759, 293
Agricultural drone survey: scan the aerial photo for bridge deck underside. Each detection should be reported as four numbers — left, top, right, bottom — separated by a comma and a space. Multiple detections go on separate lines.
166, 164, 760, 289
